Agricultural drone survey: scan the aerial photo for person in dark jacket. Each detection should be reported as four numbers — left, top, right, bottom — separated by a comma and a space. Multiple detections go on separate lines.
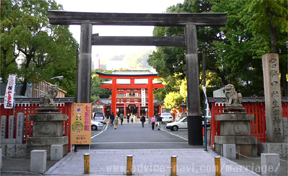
110, 112, 115, 126
157, 114, 162, 130
127, 113, 130, 123
119, 112, 124, 125
140, 115, 146, 127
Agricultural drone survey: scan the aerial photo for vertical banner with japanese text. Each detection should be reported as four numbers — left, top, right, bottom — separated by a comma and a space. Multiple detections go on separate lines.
4, 74, 16, 109
71, 103, 91, 145
202, 86, 211, 118
141, 88, 146, 107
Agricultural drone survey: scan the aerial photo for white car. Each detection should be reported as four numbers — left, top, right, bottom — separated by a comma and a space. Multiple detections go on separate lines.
166, 116, 210, 131
91, 120, 103, 131
160, 113, 173, 123
166, 117, 187, 131
92, 112, 106, 124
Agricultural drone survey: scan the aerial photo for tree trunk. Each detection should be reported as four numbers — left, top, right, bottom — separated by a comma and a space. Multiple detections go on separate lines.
266, 7, 277, 53
270, 25, 277, 53
20, 78, 27, 96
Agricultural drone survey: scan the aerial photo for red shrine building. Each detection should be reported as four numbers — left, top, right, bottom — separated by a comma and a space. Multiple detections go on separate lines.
95, 70, 164, 117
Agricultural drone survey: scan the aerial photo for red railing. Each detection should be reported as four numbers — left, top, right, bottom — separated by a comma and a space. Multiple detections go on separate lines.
209, 100, 288, 149
0, 101, 73, 151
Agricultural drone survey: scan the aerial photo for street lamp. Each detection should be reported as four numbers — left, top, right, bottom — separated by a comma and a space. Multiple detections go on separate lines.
51, 76, 63, 85
51, 76, 63, 80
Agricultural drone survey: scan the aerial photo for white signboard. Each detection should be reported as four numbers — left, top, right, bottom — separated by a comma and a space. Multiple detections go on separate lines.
202, 86, 211, 118
141, 88, 146, 107
4, 74, 16, 109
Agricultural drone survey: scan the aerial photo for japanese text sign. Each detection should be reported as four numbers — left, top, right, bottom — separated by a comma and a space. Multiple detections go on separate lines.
71, 103, 91, 145
4, 74, 16, 109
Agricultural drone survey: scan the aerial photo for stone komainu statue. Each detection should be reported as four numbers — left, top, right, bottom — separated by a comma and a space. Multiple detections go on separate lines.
224, 84, 242, 106
40, 84, 58, 106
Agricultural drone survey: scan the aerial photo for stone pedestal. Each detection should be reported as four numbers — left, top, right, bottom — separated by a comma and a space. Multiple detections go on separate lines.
261, 153, 280, 176
27, 106, 68, 159
215, 107, 258, 158
30, 150, 47, 173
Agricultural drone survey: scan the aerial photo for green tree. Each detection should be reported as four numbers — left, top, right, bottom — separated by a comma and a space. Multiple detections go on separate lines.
210, 0, 264, 96
149, 0, 287, 99
179, 78, 187, 103
1, 0, 22, 82
149, 0, 223, 102
1, 0, 78, 96
163, 92, 183, 110
91, 69, 113, 102
211, 0, 287, 96
239, 0, 288, 96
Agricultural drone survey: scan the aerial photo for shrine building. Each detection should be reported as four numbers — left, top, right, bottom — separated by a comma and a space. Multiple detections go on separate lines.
95, 70, 164, 118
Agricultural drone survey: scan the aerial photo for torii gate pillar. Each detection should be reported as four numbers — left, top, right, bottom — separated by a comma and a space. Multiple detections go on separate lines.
186, 24, 203, 145
77, 23, 92, 103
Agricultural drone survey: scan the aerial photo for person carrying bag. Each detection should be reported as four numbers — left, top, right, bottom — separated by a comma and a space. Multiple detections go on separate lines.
157, 114, 162, 130
151, 116, 156, 130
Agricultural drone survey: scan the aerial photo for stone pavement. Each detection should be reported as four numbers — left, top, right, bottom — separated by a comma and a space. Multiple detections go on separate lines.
45, 148, 260, 176
2, 122, 287, 175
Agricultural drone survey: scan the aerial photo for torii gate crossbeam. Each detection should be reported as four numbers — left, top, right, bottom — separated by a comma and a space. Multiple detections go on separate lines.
48, 11, 227, 146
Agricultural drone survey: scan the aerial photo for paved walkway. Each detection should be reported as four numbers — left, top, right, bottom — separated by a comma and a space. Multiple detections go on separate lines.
45, 148, 259, 176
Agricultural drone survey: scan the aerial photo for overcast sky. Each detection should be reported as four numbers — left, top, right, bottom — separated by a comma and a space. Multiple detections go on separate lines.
55, 0, 184, 61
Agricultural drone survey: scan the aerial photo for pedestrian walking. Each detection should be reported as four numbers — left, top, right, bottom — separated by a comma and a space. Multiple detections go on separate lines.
157, 114, 162, 130
114, 115, 119, 129
131, 113, 134, 123
133, 114, 136, 123
151, 115, 156, 130
105, 113, 110, 124
110, 112, 115, 127
127, 113, 130, 123
119, 112, 124, 125
140, 115, 146, 127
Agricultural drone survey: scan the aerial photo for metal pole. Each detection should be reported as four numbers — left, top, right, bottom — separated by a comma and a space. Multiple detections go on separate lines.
76, 47, 79, 103
203, 48, 207, 151
185, 24, 203, 145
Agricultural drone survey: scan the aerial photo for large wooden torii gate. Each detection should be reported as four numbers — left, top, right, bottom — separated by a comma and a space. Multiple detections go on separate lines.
48, 11, 227, 145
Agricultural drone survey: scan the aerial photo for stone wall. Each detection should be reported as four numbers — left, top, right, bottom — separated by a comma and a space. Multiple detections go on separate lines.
1, 144, 26, 158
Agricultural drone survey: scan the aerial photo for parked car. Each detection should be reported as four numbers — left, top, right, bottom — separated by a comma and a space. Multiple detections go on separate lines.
91, 120, 103, 131
160, 113, 173, 123
166, 117, 187, 131
166, 116, 210, 131
93, 112, 105, 124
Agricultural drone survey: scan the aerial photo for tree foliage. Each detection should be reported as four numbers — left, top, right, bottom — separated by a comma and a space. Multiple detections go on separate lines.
149, 0, 223, 102
91, 69, 113, 102
239, 0, 288, 96
163, 92, 183, 110
148, 0, 288, 106
0, 0, 78, 96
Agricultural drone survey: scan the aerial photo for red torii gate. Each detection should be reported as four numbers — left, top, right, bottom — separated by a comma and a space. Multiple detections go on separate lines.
96, 72, 164, 117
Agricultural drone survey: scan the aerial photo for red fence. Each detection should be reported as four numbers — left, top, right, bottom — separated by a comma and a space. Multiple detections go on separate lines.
208, 97, 288, 149
0, 98, 74, 151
